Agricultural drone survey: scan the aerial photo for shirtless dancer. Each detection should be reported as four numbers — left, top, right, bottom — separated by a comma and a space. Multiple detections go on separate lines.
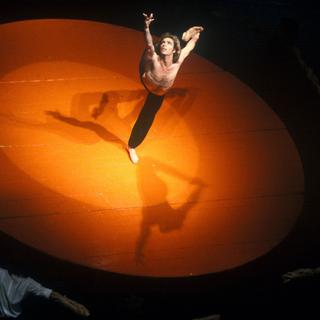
127, 13, 203, 163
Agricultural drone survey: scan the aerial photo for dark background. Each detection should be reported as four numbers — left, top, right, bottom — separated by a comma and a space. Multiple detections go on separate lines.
1, 1, 320, 319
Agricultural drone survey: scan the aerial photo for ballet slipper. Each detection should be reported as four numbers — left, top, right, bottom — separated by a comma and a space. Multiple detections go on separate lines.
128, 147, 139, 164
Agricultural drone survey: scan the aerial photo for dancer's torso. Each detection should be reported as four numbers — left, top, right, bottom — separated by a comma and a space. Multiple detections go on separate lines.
142, 56, 180, 96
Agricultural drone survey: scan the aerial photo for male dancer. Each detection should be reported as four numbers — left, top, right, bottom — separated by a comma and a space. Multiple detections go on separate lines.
127, 13, 203, 163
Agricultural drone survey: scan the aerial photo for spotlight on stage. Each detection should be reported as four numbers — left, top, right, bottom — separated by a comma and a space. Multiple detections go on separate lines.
0, 19, 303, 277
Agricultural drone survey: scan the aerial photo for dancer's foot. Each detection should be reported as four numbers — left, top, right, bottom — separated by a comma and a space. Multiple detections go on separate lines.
128, 147, 139, 164
182, 26, 204, 42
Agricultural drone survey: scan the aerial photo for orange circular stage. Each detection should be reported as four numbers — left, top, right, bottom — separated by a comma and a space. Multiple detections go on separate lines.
0, 19, 304, 277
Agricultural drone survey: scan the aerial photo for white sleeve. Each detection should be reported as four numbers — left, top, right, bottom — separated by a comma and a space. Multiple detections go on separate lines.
24, 277, 52, 299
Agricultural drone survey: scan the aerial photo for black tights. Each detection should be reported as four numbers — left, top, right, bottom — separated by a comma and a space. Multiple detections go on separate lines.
128, 92, 164, 148
128, 51, 165, 148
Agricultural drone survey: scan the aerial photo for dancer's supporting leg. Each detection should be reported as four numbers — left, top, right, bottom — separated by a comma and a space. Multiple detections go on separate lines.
128, 92, 164, 163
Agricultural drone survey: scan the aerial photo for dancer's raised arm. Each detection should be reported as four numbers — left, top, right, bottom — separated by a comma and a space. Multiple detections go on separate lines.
143, 13, 156, 58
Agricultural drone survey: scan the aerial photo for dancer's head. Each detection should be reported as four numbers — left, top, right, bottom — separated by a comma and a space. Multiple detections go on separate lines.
155, 33, 181, 62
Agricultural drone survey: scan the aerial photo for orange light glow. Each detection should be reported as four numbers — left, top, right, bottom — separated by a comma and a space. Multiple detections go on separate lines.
0, 19, 304, 277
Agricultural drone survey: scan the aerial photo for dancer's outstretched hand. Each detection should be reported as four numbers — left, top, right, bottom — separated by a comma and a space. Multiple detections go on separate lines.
143, 13, 155, 28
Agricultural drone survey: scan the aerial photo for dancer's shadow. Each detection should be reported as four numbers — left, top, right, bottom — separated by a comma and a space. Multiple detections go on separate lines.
0, 88, 196, 149
46, 87, 195, 149
70, 90, 146, 126
45, 110, 127, 150
71, 87, 196, 125
45, 89, 148, 148
71, 87, 196, 128
135, 156, 207, 264
0, 90, 144, 149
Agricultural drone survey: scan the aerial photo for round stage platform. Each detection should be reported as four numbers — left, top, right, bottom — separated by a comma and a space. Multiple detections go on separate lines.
0, 19, 304, 277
